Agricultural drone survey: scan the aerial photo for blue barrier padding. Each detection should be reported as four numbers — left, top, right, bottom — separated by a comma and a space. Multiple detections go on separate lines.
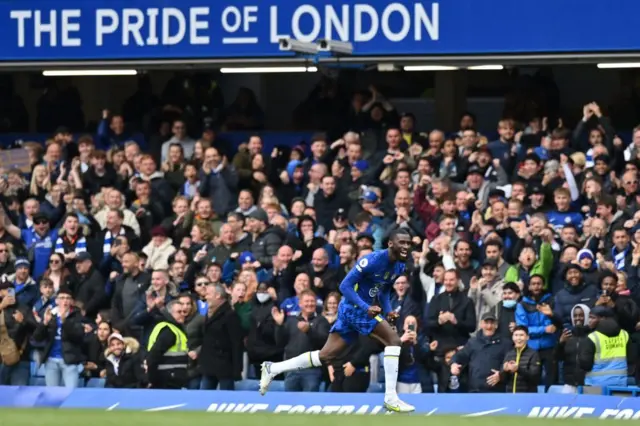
1, 386, 640, 417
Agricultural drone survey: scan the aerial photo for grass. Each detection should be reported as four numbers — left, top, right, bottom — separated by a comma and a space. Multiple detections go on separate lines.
0, 410, 627, 426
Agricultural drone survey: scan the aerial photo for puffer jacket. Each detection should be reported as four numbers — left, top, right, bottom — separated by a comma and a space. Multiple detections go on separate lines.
515, 293, 558, 350
142, 239, 177, 271
251, 226, 285, 268
104, 337, 145, 388
554, 282, 599, 327
502, 345, 541, 393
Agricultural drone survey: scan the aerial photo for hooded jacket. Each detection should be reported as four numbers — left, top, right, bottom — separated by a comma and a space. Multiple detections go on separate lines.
515, 293, 557, 350
104, 337, 145, 388
556, 304, 591, 386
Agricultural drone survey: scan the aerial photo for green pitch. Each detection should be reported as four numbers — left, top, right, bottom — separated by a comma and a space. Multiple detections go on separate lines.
0, 410, 625, 426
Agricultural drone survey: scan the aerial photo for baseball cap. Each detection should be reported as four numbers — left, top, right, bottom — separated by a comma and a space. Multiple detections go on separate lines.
360, 190, 378, 203
334, 208, 347, 221
482, 258, 498, 268
76, 252, 92, 262
356, 233, 375, 243
239, 251, 256, 265
530, 185, 544, 195
590, 306, 614, 318
468, 165, 484, 176
33, 212, 49, 223
108, 333, 125, 343
481, 312, 497, 321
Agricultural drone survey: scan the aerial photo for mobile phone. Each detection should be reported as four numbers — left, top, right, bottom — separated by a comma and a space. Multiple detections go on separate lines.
113, 239, 122, 247
151, 291, 158, 298
7, 288, 15, 298
408, 324, 416, 332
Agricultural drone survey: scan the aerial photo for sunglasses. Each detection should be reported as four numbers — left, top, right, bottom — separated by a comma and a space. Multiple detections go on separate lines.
0, 249, 7, 253
50, 259, 61, 265
34, 220, 48, 225
195, 282, 208, 287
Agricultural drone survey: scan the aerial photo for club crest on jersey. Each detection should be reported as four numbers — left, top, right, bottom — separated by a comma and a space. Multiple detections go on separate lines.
369, 283, 383, 298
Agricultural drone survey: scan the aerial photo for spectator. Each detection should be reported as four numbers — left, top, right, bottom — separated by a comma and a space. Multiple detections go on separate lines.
494, 282, 521, 339
33, 287, 85, 388
427, 269, 476, 352
247, 208, 284, 269
199, 147, 238, 216
501, 326, 541, 393
104, 332, 145, 388
146, 299, 189, 389
556, 304, 591, 393
580, 306, 637, 387
71, 252, 106, 319
555, 264, 598, 326
161, 120, 196, 163
199, 283, 243, 390
9, 258, 38, 308
273, 289, 329, 392
450, 312, 511, 393
142, 226, 177, 271
515, 274, 559, 388
111, 252, 151, 335
84, 320, 111, 380
0, 280, 36, 385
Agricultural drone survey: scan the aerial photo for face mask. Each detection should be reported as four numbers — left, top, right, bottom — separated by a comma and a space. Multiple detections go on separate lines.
256, 293, 270, 304
503, 300, 517, 309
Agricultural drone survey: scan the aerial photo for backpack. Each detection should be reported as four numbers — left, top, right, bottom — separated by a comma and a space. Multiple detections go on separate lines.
0, 310, 22, 366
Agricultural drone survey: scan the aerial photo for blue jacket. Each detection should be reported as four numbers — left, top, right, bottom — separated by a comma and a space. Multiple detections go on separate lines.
515, 293, 557, 350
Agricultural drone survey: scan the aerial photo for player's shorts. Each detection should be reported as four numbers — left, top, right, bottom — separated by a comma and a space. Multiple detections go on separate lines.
330, 302, 384, 344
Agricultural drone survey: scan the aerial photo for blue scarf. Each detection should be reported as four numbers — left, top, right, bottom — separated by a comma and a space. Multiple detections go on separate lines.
612, 245, 630, 271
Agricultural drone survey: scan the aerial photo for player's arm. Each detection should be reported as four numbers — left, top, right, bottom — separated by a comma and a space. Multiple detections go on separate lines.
339, 257, 373, 311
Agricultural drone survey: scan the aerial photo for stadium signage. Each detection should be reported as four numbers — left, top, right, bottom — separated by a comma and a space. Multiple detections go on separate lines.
0, 0, 638, 61
206, 403, 384, 414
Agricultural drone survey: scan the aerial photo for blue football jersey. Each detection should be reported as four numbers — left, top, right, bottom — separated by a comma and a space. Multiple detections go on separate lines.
339, 249, 405, 314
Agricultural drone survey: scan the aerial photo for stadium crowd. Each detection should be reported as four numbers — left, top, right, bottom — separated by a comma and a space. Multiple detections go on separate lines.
0, 77, 638, 395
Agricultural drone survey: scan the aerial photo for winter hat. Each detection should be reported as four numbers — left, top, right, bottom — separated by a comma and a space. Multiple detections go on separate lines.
577, 249, 594, 263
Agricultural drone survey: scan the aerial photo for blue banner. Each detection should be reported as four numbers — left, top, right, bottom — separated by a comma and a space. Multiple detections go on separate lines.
0, 0, 639, 61
2, 387, 640, 419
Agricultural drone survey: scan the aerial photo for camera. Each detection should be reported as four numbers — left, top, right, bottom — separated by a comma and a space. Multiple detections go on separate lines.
278, 38, 318, 55
317, 39, 354, 55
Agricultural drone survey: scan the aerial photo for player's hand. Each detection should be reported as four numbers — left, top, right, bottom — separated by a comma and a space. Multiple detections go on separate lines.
343, 362, 355, 377
387, 311, 399, 324
327, 365, 335, 382
429, 340, 438, 351
545, 324, 557, 334
450, 363, 461, 376
367, 306, 382, 318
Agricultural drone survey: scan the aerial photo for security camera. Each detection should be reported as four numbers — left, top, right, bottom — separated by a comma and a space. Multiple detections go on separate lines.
279, 38, 318, 55
317, 39, 353, 55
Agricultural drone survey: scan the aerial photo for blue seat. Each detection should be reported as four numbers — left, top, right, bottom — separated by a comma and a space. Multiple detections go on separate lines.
270, 380, 286, 392
367, 383, 384, 393
537, 385, 546, 393
85, 378, 106, 388
235, 380, 259, 391
28, 377, 46, 386
548, 385, 569, 394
